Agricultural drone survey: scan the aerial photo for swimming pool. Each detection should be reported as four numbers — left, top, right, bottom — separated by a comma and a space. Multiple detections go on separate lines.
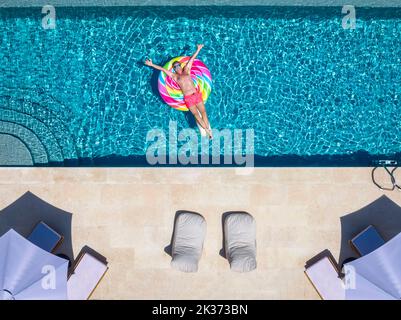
0, 6, 400, 166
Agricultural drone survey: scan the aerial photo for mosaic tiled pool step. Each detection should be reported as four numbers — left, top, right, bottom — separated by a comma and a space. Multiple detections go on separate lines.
0, 133, 33, 165
0, 108, 64, 163
0, 92, 83, 165
0, 120, 49, 165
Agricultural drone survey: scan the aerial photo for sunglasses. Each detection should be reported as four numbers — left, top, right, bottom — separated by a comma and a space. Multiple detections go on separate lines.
173, 63, 181, 69
372, 165, 401, 191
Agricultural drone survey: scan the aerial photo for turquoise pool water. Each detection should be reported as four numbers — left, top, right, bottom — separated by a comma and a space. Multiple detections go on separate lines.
0, 6, 400, 166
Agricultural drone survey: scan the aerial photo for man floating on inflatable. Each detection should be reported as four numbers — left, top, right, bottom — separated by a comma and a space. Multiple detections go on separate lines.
145, 44, 213, 139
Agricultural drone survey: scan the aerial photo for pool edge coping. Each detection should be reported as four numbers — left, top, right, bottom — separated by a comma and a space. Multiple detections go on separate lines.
2, 1, 401, 8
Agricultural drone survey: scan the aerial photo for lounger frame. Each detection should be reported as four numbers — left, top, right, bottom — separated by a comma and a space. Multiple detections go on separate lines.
68, 252, 109, 300
304, 251, 342, 300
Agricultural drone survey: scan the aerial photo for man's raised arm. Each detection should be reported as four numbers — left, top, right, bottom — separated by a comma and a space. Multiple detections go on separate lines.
184, 44, 204, 74
145, 59, 176, 79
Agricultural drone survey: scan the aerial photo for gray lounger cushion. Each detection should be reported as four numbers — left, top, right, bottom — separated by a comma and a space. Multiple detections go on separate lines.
224, 212, 257, 272
171, 212, 206, 273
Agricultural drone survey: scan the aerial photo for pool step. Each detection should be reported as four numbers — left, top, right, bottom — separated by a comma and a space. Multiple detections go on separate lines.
0, 133, 34, 166
0, 108, 64, 163
0, 120, 49, 165
0, 89, 86, 166
0, 93, 78, 159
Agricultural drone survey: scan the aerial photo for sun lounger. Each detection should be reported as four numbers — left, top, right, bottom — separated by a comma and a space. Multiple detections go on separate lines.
350, 225, 385, 256
67, 252, 108, 300
223, 212, 257, 272
27, 221, 63, 253
170, 211, 206, 273
305, 254, 345, 300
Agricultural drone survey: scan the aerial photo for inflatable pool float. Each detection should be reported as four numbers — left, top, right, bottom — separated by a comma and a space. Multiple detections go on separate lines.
158, 56, 212, 112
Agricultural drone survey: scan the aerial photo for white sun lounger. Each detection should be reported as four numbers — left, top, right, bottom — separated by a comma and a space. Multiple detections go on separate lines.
305, 255, 345, 300
170, 212, 207, 273
67, 252, 108, 300
223, 212, 257, 272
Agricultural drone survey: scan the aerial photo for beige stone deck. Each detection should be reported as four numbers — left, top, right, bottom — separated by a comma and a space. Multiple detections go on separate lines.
0, 167, 399, 300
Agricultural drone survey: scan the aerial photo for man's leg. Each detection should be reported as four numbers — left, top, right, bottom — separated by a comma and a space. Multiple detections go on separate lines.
188, 105, 209, 132
195, 102, 210, 129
